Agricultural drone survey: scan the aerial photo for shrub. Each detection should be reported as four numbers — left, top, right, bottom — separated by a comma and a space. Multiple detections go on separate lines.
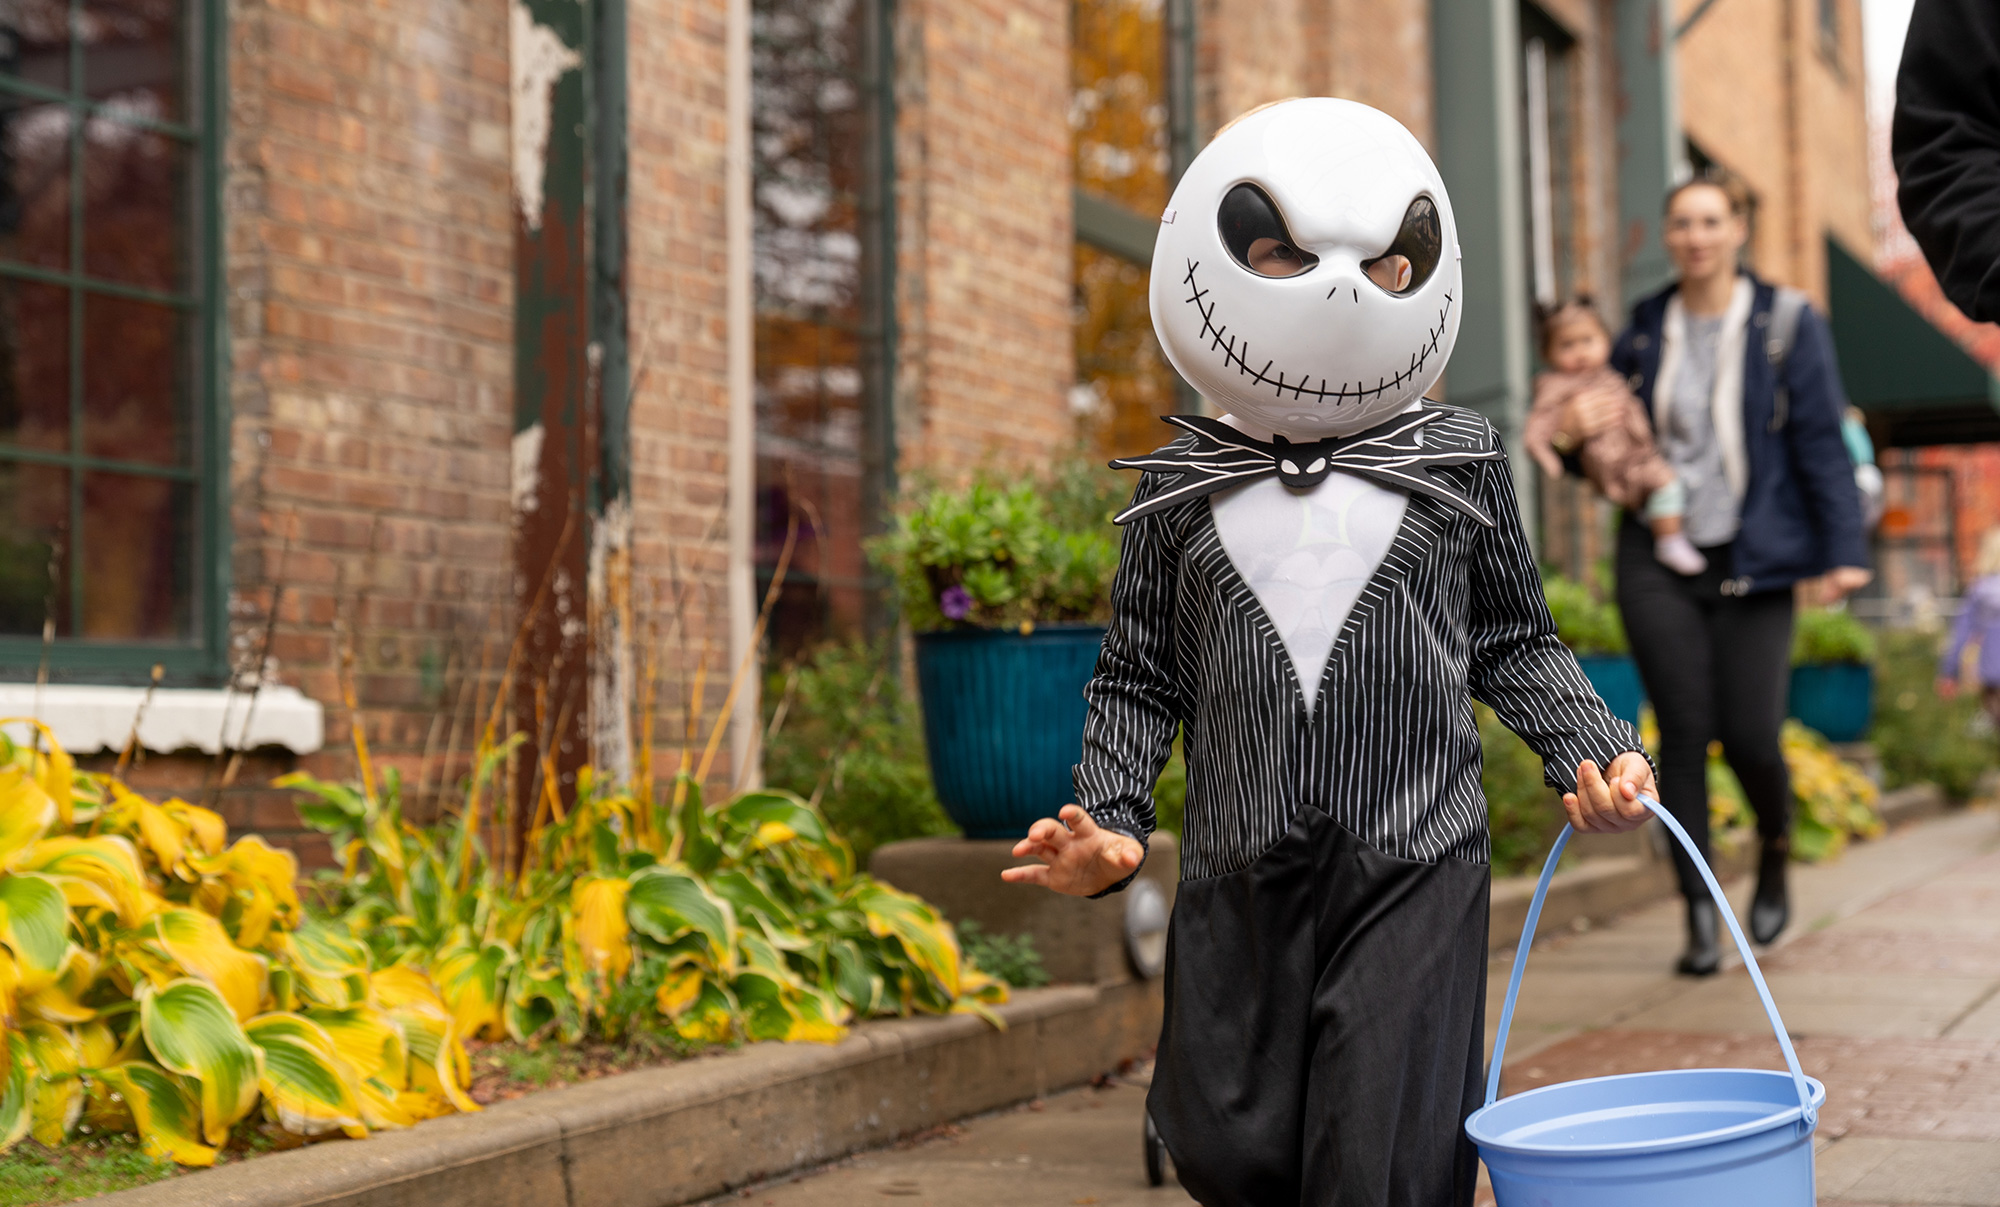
1873, 627, 1992, 798
1542, 574, 1629, 656
1792, 608, 1877, 666
954, 920, 1050, 988
1479, 704, 1565, 876
870, 468, 1120, 633
762, 642, 956, 863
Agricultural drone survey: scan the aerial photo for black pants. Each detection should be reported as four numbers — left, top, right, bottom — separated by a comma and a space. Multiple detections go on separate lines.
1614, 519, 1795, 900
1148, 808, 1490, 1207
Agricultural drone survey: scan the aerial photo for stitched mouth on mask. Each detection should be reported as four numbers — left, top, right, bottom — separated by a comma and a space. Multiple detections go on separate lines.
1181, 259, 1453, 406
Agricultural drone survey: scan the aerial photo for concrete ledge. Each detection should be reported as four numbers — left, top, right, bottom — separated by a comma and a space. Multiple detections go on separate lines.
92, 981, 1162, 1207
1878, 782, 1949, 827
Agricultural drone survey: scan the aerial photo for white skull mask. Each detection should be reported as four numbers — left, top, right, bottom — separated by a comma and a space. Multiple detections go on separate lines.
1149, 98, 1463, 441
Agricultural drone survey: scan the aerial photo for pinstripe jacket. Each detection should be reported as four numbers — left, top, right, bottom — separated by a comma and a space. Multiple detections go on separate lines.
1075, 406, 1646, 885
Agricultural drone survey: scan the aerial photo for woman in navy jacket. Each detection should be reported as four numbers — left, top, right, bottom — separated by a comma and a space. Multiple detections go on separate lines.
1564, 175, 1870, 976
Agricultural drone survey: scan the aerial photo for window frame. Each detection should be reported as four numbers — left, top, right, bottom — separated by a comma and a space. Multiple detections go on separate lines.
0, 0, 229, 684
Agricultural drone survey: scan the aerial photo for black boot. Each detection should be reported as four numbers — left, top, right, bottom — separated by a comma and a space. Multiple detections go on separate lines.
1677, 896, 1720, 976
1750, 837, 1791, 945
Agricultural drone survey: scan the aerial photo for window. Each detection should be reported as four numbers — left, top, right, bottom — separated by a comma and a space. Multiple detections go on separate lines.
1520, 6, 1577, 311
1071, 0, 1191, 457
752, 0, 895, 655
0, 0, 220, 678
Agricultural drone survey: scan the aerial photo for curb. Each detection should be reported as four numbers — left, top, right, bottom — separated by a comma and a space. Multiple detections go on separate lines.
90, 980, 1162, 1207
1877, 782, 1948, 827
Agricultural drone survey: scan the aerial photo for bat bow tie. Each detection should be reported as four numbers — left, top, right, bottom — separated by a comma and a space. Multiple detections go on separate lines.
1109, 408, 1505, 528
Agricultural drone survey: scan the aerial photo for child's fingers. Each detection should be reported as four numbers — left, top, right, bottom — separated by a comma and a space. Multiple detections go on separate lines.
1060, 804, 1100, 839
999, 864, 1050, 886
1026, 816, 1073, 853
1574, 760, 1612, 831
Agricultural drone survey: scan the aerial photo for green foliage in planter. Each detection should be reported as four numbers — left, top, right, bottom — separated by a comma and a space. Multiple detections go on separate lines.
1151, 729, 1187, 837
1542, 574, 1629, 656
1873, 628, 1992, 798
762, 642, 957, 864
871, 465, 1121, 632
1479, 703, 1565, 876
954, 920, 1051, 989
1791, 607, 1877, 666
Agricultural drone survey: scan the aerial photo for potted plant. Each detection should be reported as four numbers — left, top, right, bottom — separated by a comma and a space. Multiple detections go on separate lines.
870, 470, 1120, 839
1543, 574, 1644, 726
1789, 607, 1877, 743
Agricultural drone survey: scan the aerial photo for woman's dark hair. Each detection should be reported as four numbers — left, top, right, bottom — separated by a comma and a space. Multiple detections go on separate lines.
1534, 296, 1608, 358
1664, 170, 1751, 218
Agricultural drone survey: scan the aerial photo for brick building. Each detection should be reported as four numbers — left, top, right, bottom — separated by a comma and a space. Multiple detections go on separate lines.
0, 0, 1974, 861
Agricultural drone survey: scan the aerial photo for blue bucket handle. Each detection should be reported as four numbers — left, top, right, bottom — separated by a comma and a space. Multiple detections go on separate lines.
1484, 794, 1817, 1132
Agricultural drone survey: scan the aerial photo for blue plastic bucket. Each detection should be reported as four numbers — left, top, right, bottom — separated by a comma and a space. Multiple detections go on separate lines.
1467, 796, 1825, 1206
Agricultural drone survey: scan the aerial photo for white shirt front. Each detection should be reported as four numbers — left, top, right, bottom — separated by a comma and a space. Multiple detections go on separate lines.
1208, 469, 1408, 714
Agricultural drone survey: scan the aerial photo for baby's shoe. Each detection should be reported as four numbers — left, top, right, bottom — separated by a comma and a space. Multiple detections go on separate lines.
1654, 533, 1707, 576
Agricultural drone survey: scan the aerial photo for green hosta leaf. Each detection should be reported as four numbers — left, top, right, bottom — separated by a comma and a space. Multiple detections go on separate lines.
95, 1061, 215, 1166
502, 961, 582, 1045
0, 872, 71, 992
828, 938, 885, 1016
149, 907, 269, 1022
244, 1013, 365, 1138
626, 867, 736, 972
851, 880, 961, 998
289, 921, 371, 1009
0, 1030, 31, 1155
432, 940, 515, 1041
139, 978, 262, 1146
706, 870, 796, 930
23, 1021, 79, 1146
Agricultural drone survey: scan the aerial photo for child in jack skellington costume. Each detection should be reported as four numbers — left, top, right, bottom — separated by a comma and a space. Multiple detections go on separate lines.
1003, 99, 1658, 1205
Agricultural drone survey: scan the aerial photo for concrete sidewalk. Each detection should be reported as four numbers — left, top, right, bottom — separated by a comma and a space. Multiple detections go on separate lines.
710, 806, 2000, 1206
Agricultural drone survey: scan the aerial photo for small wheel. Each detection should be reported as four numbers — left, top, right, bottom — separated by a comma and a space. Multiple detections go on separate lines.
1143, 1112, 1167, 1187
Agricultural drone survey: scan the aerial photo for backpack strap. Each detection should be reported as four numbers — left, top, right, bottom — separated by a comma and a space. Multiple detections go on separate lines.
1765, 287, 1808, 433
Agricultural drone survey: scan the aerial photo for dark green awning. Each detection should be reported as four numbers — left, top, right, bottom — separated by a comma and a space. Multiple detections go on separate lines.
1828, 236, 2000, 447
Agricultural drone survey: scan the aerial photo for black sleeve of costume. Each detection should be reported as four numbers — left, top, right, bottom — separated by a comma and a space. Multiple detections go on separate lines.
1072, 471, 1183, 892
1893, 0, 2000, 322
1463, 453, 1653, 791
1783, 306, 1871, 571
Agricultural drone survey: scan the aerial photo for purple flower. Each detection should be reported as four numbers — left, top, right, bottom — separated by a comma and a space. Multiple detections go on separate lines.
940, 585, 972, 620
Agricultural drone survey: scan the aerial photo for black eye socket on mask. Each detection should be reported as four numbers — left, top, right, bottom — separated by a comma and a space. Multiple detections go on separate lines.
1219, 182, 1319, 278
1361, 195, 1442, 295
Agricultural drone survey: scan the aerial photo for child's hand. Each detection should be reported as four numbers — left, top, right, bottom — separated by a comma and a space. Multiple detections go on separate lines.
1562, 752, 1656, 833
1000, 805, 1145, 897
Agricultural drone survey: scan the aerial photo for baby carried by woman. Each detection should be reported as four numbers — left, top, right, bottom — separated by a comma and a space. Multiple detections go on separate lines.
1524, 298, 1707, 575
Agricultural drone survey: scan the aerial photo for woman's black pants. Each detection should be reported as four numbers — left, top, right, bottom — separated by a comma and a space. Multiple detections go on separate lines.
1614, 519, 1795, 900
1148, 808, 1490, 1206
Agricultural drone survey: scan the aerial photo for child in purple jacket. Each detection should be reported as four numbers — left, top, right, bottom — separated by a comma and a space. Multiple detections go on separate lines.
1938, 530, 2000, 729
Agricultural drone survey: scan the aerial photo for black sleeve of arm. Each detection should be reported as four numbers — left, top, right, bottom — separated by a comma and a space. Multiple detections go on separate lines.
1464, 449, 1652, 792
1072, 473, 1184, 894
1893, 0, 2000, 323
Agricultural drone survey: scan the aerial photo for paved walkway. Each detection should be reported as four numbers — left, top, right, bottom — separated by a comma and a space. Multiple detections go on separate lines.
710, 806, 2000, 1206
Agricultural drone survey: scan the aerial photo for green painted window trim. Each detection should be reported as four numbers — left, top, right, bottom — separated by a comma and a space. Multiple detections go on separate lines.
0, 0, 230, 685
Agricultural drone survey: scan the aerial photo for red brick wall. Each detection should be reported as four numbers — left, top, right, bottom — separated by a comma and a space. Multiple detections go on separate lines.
222, 0, 517, 830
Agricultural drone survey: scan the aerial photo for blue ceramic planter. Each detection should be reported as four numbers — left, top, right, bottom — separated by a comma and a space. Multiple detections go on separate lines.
913, 625, 1105, 840
1788, 663, 1874, 743
1576, 654, 1646, 727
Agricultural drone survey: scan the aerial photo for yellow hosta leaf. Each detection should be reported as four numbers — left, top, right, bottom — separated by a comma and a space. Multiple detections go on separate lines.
307, 1007, 407, 1087
0, 721, 78, 828
0, 1030, 34, 1155
95, 1062, 216, 1166
654, 965, 704, 1018
139, 979, 262, 1146
22, 947, 98, 1024
189, 836, 301, 949
23, 1021, 81, 1146
371, 966, 477, 1114
671, 979, 736, 1046
0, 872, 72, 994
105, 783, 190, 878
162, 801, 226, 859
432, 942, 513, 1042
289, 922, 371, 1009
571, 877, 632, 986
853, 881, 961, 998
753, 821, 797, 848
0, 768, 56, 871
626, 867, 737, 973
18, 837, 146, 926
151, 908, 268, 1021
244, 1013, 366, 1139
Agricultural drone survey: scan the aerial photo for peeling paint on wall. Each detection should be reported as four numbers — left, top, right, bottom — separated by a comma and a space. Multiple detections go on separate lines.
587, 496, 634, 785
512, 422, 545, 514
510, 1, 582, 233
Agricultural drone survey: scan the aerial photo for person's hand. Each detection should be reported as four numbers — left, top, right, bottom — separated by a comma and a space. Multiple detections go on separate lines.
1814, 566, 1873, 605
1562, 384, 1627, 442
1563, 752, 1656, 833
1000, 805, 1144, 897
1937, 675, 1960, 700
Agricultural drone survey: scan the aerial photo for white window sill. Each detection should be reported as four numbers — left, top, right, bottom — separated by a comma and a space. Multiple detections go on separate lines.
0, 684, 325, 756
